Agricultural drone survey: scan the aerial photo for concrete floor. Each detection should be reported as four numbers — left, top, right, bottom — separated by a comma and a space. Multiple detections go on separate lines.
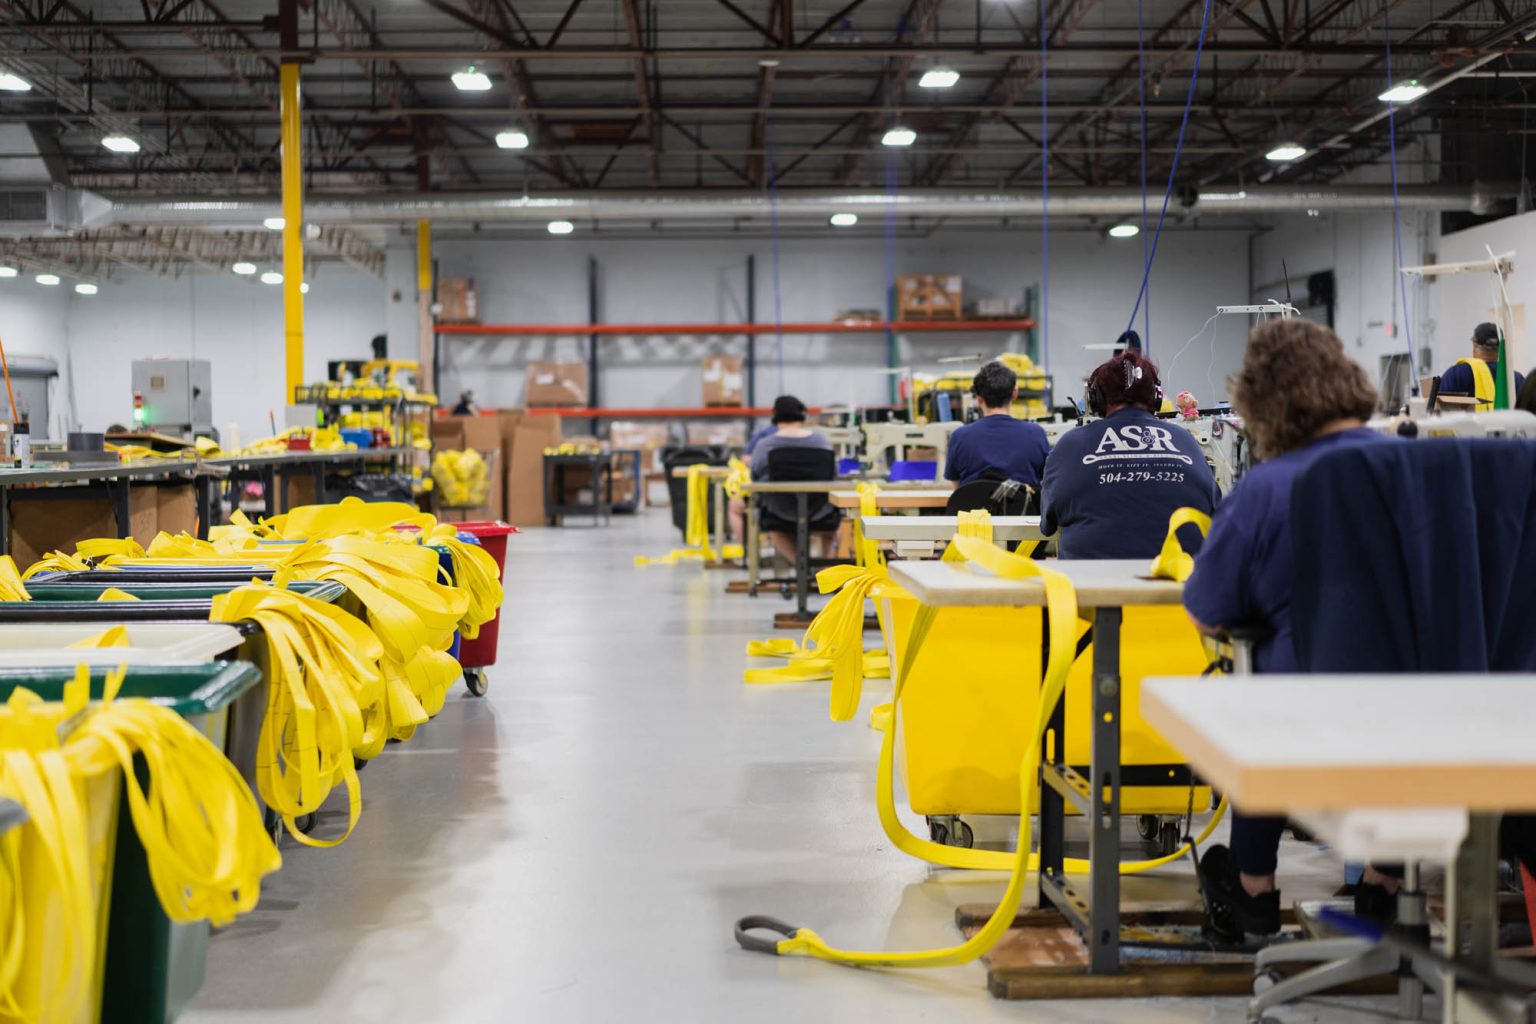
183, 510, 1411, 1024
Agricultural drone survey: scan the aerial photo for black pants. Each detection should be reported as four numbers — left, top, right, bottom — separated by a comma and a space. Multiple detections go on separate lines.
1230, 811, 1287, 876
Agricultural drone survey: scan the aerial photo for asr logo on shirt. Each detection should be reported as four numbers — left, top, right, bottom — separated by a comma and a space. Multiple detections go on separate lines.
1082, 424, 1194, 465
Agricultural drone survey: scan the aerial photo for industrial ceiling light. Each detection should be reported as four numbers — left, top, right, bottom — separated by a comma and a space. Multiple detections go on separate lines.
495, 130, 530, 150
0, 73, 30, 92
829, 213, 859, 227
452, 65, 492, 91
881, 126, 917, 147
1378, 80, 1427, 103
918, 67, 960, 89
547, 220, 575, 235
101, 135, 140, 153
0, 267, 17, 278
263, 216, 285, 230
300, 282, 310, 294
231, 261, 257, 275
1265, 141, 1307, 162
1108, 223, 1140, 239
260, 271, 283, 285
74, 282, 97, 295
34, 273, 58, 285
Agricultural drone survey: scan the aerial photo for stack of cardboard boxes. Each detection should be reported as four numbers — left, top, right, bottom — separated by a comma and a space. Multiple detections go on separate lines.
431, 411, 563, 526
10, 482, 199, 569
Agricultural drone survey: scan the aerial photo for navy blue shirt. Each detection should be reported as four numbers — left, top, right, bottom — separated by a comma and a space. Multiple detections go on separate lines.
1039, 409, 1217, 559
1437, 359, 1525, 403
944, 415, 1050, 486
1183, 427, 1385, 673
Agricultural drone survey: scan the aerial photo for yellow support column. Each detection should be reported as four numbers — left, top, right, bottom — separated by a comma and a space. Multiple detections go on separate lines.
280, 63, 305, 403
417, 220, 433, 393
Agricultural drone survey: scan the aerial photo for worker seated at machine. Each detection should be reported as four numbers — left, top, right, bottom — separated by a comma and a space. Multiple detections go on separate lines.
1038, 351, 1216, 559
728, 396, 820, 543
1436, 322, 1525, 410
1181, 318, 1389, 939
750, 395, 837, 562
943, 361, 1050, 486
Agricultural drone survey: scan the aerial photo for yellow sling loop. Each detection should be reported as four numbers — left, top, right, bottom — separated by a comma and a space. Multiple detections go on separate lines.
19, 551, 96, 580
1456, 357, 1496, 411
0, 559, 27, 602
852, 482, 883, 569
737, 532, 1227, 968
1147, 507, 1213, 583
635, 462, 746, 567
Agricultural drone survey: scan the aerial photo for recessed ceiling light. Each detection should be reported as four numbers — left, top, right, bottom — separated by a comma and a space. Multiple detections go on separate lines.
758, 58, 781, 68
74, 282, 97, 295
1108, 223, 1140, 239
232, 262, 257, 275
495, 130, 530, 150
263, 216, 285, 230
881, 126, 917, 147
0, 74, 30, 92
260, 271, 283, 285
1378, 80, 1427, 104
305, 223, 321, 240
0, 267, 17, 278
451, 66, 492, 91
300, 282, 310, 294
101, 135, 140, 153
918, 67, 960, 89
547, 220, 574, 235
829, 213, 859, 227
1265, 142, 1307, 162
34, 273, 59, 286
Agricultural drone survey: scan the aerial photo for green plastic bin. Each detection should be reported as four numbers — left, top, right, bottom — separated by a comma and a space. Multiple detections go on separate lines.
25, 579, 345, 602
0, 663, 262, 1024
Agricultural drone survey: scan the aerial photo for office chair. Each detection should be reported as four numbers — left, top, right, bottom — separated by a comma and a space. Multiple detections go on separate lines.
757, 446, 840, 537
1246, 438, 1536, 1021
659, 446, 727, 541
943, 478, 1033, 516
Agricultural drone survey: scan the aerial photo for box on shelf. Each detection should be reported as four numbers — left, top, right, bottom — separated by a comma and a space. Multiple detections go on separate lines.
701, 355, 745, 407
505, 413, 563, 527
684, 421, 748, 448
526, 362, 589, 407
972, 297, 1017, 318
155, 483, 198, 537
10, 486, 158, 570
436, 277, 478, 323
896, 274, 963, 320
609, 421, 672, 473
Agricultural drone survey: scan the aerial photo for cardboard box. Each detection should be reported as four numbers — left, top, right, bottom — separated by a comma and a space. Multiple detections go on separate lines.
609, 421, 671, 473
526, 362, 589, 407
505, 413, 563, 527
701, 355, 745, 407
685, 421, 748, 448
896, 273, 963, 320
10, 485, 158, 570
431, 414, 505, 519
437, 277, 478, 323
155, 483, 198, 537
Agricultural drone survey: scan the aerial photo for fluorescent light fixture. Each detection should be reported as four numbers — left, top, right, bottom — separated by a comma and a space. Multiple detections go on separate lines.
495, 130, 530, 150
547, 220, 575, 235
231, 261, 257, 275
101, 135, 140, 153
881, 126, 917, 147
260, 271, 283, 285
305, 223, 321, 240
300, 282, 310, 294
452, 66, 492, 91
1108, 223, 1140, 239
918, 67, 960, 89
1378, 80, 1427, 103
263, 216, 285, 230
0, 267, 17, 278
74, 282, 97, 295
829, 213, 859, 227
0, 73, 30, 92
1265, 142, 1307, 162
34, 273, 59, 286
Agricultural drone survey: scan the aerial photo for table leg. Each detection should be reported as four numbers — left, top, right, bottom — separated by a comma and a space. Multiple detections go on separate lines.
111, 479, 131, 538
747, 502, 760, 590
795, 493, 810, 616
1036, 605, 1066, 909
1087, 606, 1123, 974
261, 467, 276, 519
195, 475, 216, 538
0, 485, 10, 556
713, 479, 726, 556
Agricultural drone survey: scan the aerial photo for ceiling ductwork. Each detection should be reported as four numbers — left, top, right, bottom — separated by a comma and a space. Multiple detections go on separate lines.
102, 184, 1501, 231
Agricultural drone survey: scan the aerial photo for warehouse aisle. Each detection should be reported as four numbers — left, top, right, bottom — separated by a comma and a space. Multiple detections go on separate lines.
184, 511, 1378, 1024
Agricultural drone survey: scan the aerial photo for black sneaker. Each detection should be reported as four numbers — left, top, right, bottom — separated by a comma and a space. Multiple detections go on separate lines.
1196, 844, 1282, 942
1352, 881, 1398, 926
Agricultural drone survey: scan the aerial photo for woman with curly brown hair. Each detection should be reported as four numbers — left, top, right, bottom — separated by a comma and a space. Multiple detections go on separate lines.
1181, 318, 1388, 941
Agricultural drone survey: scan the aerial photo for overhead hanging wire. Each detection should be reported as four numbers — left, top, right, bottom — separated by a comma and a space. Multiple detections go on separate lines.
1382, 0, 1418, 393
1124, 0, 1215, 336
884, 149, 899, 405
1137, 0, 1150, 351
766, 118, 786, 394
1039, 0, 1050, 377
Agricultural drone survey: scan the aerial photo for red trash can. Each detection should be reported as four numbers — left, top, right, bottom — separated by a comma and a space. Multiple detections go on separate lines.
451, 520, 516, 670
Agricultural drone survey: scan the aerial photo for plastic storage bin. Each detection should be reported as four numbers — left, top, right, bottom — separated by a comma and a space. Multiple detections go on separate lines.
449, 520, 515, 672
0, 662, 262, 1024
0, 622, 244, 666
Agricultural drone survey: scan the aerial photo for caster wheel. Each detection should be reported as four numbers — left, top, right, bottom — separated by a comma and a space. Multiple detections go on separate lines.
353, 756, 368, 772
1137, 814, 1159, 842
1252, 968, 1284, 995
464, 669, 488, 697
953, 820, 975, 849
748, 585, 759, 598
927, 819, 950, 845
1158, 821, 1183, 856
295, 813, 316, 835
779, 584, 792, 600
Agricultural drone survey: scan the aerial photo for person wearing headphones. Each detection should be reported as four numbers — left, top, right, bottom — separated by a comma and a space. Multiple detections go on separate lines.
944, 361, 1050, 486
1436, 322, 1524, 410
1039, 351, 1216, 559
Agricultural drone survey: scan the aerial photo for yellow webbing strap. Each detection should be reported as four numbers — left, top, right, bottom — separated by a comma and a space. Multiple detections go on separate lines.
21, 550, 97, 580
0, 558, 27, 602
722, 457, 750, 499
422, 525, 505, 640
852, 482, 883, 568
68, 625, 130, 649
1147, 507, 1213, 583
1458, 357, 1496, 411
96, 588, 140, 602
738, 534, 1228, 968
74, 537, 146, 561
635, 463, 745, 567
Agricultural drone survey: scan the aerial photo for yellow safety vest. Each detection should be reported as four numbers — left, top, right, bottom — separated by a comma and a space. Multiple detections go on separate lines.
1456, 357, 1496, 411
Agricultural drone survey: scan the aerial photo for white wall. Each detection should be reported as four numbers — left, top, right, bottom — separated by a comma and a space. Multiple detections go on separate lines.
0, 278, 73, 439
62, 268, 386, 442
430, 226, 1252, 415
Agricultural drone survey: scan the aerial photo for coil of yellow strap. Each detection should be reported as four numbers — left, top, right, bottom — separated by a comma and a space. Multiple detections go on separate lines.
634, 462, 745, 567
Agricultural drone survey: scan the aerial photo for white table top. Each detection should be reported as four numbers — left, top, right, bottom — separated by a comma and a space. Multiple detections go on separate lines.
1141, 675, 1536, 814
830, 488, 952, 509
859, 514, 1047, 542
887, 558, 1182, 609
740, 479, 944, 494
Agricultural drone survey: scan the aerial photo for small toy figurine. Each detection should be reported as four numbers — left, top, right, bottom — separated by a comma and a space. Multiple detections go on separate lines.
1175, 390, 1200, 420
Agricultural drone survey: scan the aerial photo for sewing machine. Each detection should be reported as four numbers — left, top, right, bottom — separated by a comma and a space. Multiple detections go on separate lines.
1370, 409, 1536, 439
1203, 414, 1251, 492
860, 421, 962, 477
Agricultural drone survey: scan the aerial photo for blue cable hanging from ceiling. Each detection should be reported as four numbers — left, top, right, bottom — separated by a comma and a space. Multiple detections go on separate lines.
1382, 0, 1418, 392
1137, 0, 1150, 351
1124, 0, 1215, 336
884, 150, 899, 407
766, 118, 786, 395
1039, 0, 1050, 378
